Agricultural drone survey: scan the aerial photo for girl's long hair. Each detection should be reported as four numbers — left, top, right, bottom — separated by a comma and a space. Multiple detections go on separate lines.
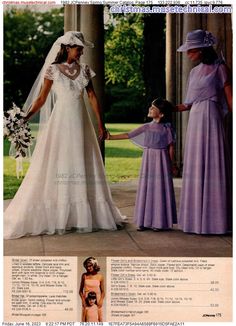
152, 98, 174, 123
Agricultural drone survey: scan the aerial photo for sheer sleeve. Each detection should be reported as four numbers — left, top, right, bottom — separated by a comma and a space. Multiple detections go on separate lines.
128, 123, 175, 149
128, 124, 147, 148
84, 64, 96, 80
217, 64, 232, 88
80, 63, 96, 89
128, 124, 146, 138
166, 123, 176, 145
184, 68, 194, 105
44, 64, 56, 80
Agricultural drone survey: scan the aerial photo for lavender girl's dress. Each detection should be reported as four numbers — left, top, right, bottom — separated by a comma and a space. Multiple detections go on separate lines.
128, 122, 177, 229
179, 62, 232, 234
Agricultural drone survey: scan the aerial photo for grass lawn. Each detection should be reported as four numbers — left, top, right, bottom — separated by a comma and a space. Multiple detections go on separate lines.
4, 123, 143, 199
105, 123, 143, 182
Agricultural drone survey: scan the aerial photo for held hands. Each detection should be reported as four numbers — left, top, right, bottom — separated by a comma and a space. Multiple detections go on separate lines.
98, 125, 108, 141
105, 130, 111, 140
98, 125, 111, 140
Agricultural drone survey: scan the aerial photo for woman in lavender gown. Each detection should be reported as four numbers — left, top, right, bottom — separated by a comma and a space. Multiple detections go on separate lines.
106, 98, 177, 231
176, 29, 232, 234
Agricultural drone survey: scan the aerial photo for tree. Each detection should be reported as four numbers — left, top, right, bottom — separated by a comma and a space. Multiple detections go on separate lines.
4, 7, 64, 110
105, 12, 144, 92
143, 14, 166, 103
104, 10, 146, 122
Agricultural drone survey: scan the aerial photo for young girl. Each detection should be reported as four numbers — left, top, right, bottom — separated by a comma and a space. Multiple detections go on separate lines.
79, 257, 104, 320
106, 98, 177, 231
82, 291, 102, 322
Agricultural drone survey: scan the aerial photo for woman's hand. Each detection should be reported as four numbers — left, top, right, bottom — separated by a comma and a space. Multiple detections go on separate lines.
175, 104, 186, 112
19, 112, 29, 123
81, 298, 86, 308
172, 164, 179, 177
175, 104, 191, 112
105, 130, 111, 140
97, 298, 103, 308
23, 114, 30, 123
98, 125, 107, 141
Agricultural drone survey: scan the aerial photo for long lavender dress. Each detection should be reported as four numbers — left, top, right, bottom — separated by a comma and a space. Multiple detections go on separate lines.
179, 62, 232, 234
128, 122, 177, 229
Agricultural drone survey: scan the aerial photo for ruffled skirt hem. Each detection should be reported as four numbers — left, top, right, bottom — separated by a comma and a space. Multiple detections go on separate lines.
4, 199, 126, 239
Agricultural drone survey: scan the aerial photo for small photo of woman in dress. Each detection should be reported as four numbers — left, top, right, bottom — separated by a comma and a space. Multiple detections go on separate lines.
79, 256, 105, 322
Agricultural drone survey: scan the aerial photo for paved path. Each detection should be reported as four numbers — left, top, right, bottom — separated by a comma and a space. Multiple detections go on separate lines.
4, 179, 232, 257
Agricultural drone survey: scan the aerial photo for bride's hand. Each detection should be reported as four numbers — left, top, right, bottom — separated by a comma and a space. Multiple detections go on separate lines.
98, 126, 107, 141
23, 112, 31, 123
105, 130, 111, 140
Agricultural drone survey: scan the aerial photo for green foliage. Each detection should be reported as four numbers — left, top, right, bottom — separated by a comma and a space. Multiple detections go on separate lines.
104, 10, 145, 122
105, 123, 143, 182
4, 167, 28, 199
105, 13, 144, 91
105, 84, 146, 122
4, 7, 64, 109
4, 153, 29, 199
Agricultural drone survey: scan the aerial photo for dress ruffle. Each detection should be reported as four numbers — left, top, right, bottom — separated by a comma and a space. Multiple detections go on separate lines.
4, 199, 123, 239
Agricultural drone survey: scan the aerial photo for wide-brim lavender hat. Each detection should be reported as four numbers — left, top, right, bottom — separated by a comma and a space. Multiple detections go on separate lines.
55, 31, 94, 48
177, 29, 216, 52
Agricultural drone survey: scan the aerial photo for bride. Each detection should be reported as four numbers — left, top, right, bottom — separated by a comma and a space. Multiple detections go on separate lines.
4, 31, 125, 239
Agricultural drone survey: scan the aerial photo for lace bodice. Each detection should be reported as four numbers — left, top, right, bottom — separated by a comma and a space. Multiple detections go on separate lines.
44, 62, 96, 99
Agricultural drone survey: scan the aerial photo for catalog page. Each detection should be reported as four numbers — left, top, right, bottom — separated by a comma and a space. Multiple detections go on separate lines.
3, 256, 232, 322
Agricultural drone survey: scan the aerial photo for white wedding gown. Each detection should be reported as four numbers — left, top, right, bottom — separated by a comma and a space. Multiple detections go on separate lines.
4, 62, 125, 239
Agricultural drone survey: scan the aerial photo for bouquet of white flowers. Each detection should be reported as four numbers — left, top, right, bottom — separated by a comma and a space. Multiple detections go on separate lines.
4, 103, 34, 159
